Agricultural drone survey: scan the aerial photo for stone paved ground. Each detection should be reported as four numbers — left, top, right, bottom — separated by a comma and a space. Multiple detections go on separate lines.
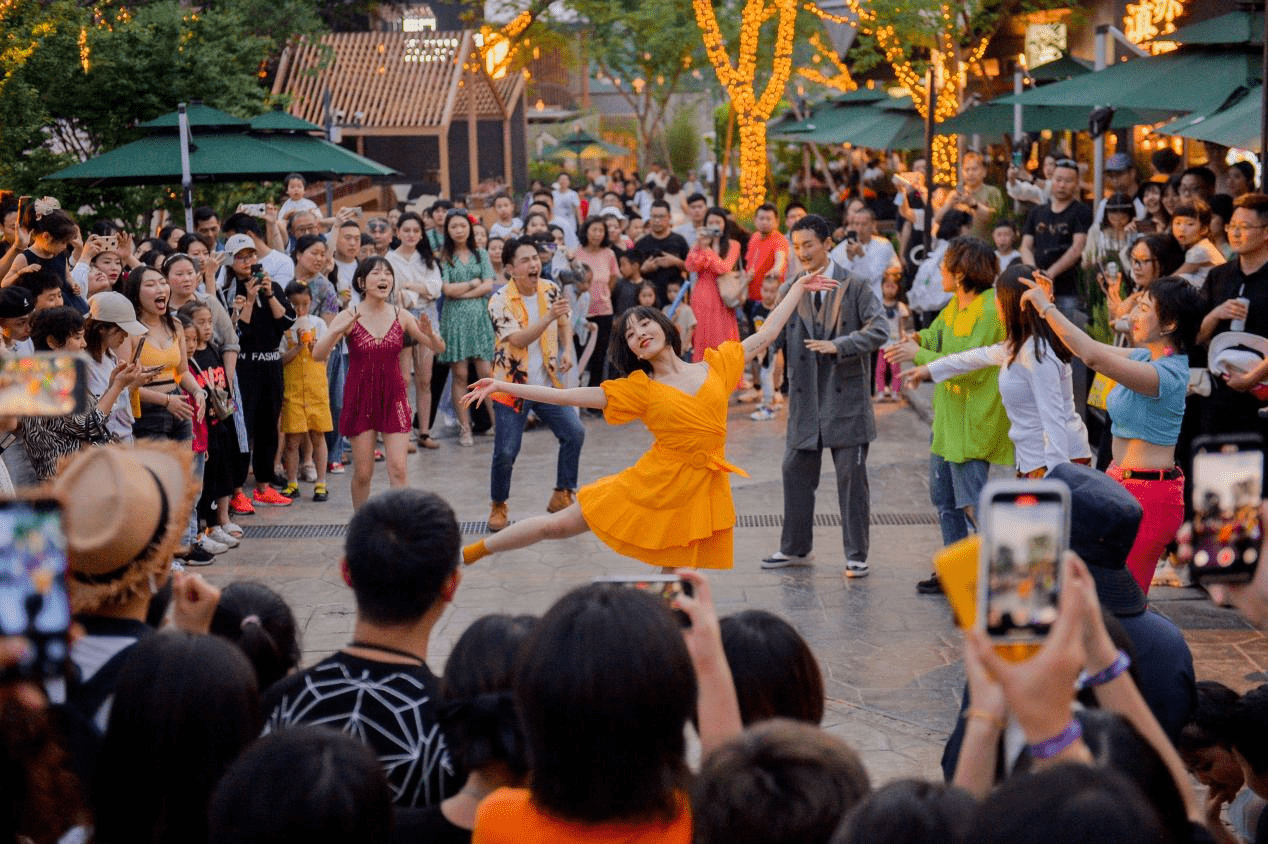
203, 386, 1268, 784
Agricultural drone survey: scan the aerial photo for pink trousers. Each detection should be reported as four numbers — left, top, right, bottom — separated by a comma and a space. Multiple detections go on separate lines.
1106, 463, 1185, 593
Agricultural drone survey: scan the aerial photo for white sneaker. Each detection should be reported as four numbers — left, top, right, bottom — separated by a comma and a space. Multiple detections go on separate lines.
209, 526, 240, 548
200, 534, 229, 555
749, 405, 776, 421
300, 463, 319, 483
761, 551, 814, 569
845, 560, 871, 578
223, 521, 244, 538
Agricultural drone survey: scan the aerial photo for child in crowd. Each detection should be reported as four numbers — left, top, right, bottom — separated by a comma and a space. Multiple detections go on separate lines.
488, 193, 523, 240
665, 279, 696, 362
874, 264, 910, 402
563, 265, 595, 387
1172, 199, 1225, 289
993, 220, 1022, 272
278, 173, 319, 227
175, 311, 220, 559
280, 282, 333, 502
612, 249, 643, 315
636, 281, 657, 309
748, 275, 782, 420
626, 216, 645, 242
180, 299, 243, 551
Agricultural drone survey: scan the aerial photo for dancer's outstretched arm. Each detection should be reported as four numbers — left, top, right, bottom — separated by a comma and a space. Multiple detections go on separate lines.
462, 379, 607, 410
741, 273, 839, 360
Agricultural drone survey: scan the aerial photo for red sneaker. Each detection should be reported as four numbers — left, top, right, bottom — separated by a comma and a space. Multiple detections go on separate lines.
252, 487, 293, 507
230, 491, 256, 515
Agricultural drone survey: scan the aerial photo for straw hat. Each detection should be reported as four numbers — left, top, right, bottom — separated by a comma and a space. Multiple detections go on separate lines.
1209, 331, 1268, 401
53, 441, 198, 613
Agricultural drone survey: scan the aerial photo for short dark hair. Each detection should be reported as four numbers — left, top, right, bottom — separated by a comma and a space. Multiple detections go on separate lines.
1233, 192, 1268, 225
964, 763, 1167, 844
784, 200, 807, 216
755, 202, 778, 217
577, 216, 610, 249
210, 581, 301, 693
503, 234, 539, 266
993, 218, 1017, 232
30, 306, 84, 350
1228, 683, 1268, 775
350, 255, 394, 295
284, 172, 306, 187
832, 779, 975, 844
221, 212, 263, 239
429, 199, 454, 214
192, 206, 219, 226
14, 267, 64, 298
515, 584, 695, 824
790, 213, 832, 243
692, 719, 870, 844
936, 209, 974, 241
343, 489, 460, 625
1135, 233, 1185, 276
1144, 276, 1203, 354
1171, 198, 1211, 227
650, 199, 671, 214
208, 727, 392, 844
291, 233, 326, 263
720, 610, 824, 725
1210, 192, 1234, 224
1181, 165, 1217, 195
1151, 147, 1181, 175
283, 280, 312, 299
439, 613, 537, 776
943, 236, 996, 294
687, 192, 708, 206
608, 306, 682, 376
95, 631, 259, 844
1178, 680, 1240, 756
176, 232, 213, 255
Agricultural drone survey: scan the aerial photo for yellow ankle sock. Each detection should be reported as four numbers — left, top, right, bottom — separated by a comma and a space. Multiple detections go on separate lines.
463, 539, 490, 565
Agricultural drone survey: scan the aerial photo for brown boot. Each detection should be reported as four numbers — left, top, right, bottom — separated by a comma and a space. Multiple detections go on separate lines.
487, 501, 509, 532
546, 488, 575, 513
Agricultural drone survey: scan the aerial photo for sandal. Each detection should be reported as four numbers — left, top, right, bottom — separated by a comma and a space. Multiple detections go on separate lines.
459, 428, 474, 447
374, 449, 385, 462
418, 431, 440, 449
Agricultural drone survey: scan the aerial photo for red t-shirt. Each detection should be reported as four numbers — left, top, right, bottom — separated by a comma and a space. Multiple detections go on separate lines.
743, 230, 790, 301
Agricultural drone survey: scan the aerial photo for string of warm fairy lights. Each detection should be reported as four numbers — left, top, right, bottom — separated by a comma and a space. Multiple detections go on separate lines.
798, 30, 857, 91
803, 0, 981, 183
692, 0, 799, 214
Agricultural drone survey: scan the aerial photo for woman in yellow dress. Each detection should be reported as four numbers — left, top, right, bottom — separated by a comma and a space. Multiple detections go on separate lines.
460, 272, 838, 569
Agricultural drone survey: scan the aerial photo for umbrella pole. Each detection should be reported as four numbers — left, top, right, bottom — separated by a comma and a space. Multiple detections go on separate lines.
178, 103, 194, 232
924, 67, 935, 255
1261, 3, 1268, 158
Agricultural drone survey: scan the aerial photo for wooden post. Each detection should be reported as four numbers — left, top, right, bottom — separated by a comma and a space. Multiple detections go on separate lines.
467, 73, 479, 200
439, 129, 451, 199
503, 116, 513, 188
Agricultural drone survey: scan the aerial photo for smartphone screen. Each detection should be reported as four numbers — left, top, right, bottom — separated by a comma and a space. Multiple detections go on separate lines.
980, 482, 1067, 642
129, 336, 146, 366
0, 354, 91, 416
592, 574, 694, 627
1191, 435, 1263, 585
0, 498, 70, 680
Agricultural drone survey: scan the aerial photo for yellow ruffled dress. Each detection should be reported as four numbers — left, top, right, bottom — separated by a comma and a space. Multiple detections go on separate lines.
576, 340, 748, 569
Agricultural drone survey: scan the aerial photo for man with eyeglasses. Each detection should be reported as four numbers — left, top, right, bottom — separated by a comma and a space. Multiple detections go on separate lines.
1199, 193, 1268, 459
1021, 157, 1093, 415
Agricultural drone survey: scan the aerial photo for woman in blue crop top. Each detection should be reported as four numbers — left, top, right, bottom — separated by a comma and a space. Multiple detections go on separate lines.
1021, 276, 1205, 592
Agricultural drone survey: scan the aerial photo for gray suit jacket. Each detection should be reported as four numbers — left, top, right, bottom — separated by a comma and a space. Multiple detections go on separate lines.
781, 261, 888, 450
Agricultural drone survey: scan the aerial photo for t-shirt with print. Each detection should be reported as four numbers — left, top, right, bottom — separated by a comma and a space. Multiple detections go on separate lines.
261, 651, 461, 808
1022, 200, 1092, 297
191, 345, 229, 430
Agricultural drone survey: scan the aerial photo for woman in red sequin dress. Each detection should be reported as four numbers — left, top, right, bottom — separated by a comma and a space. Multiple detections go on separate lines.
314, 256, 444, 508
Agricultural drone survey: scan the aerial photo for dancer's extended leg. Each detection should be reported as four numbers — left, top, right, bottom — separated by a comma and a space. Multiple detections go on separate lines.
464, 502, 589, 564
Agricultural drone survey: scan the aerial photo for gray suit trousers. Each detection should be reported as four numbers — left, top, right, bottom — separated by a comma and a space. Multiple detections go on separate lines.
780, 441, 870, 562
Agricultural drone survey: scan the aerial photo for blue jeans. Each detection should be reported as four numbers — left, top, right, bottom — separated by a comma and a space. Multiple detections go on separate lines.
491, 400, 585, 503
929, 452, 988, 546
325, 349, 349, 458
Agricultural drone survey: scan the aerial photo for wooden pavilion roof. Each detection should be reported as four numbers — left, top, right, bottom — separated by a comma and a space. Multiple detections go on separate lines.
272, 30, 524, 135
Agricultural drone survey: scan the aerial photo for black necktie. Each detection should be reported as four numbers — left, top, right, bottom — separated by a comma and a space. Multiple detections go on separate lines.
814, 291, 823, 309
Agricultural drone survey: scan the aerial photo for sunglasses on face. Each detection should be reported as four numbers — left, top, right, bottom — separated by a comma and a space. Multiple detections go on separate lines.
367, 223, 389, 233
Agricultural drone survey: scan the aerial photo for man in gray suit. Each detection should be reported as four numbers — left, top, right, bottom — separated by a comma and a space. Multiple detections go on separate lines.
762, 214, 888, 577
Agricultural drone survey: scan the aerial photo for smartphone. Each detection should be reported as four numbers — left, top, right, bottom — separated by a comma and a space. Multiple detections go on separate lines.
105, 234, 118, 252
240, 203, 266, 217
0, 353, 91, 416
16, 196, 33, 231
0, 497, 70, 681
592, 574, 694, 627
1190, 434, 1263, 585
846, 231, 858, 244
129, 336, 147, 366
978, 480, 1069, 644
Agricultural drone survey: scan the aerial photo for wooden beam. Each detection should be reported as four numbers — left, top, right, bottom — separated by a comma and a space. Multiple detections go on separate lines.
503, 115, 513, 187
439, 129, 451, 199
467, 70, 479, 198
440, 32, 472, 130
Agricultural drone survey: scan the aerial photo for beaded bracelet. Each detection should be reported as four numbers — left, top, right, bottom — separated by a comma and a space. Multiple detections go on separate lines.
1029, 718, 1083, 760
1077, 650, 1131, 690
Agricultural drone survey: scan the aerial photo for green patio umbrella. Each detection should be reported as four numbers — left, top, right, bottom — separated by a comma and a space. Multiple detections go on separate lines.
770, 94, 923, 149
139, 102, 249, 130
45, 132, 319, 186
249, 110, 324, 133
1162, 10, 1262, 46
541, 128, 628, 160
1155, 86, 1262, 152
1028, 54, 1093, 82
996, 47, 1260, 114
938, 102, 1177, 138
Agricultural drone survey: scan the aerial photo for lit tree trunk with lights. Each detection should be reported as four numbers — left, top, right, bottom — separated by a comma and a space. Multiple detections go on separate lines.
693, 0, 799, 216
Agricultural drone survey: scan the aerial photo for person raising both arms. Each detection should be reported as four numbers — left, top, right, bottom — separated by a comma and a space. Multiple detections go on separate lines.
459, 248, 839, 570
312, 257, 444, 510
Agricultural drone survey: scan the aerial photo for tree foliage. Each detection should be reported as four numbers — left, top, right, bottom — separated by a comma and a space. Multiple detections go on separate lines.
0, 0, 324, 221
